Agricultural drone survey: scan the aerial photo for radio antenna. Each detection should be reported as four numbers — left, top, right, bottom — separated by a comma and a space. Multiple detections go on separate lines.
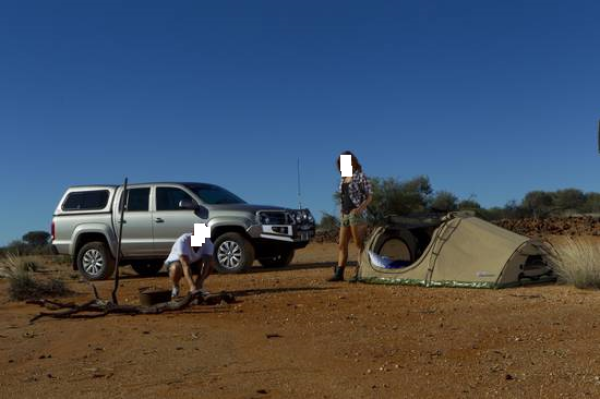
297, 158, 302, 209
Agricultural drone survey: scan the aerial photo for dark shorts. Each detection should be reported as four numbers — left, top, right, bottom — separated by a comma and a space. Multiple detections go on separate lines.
164, 260, 201, 275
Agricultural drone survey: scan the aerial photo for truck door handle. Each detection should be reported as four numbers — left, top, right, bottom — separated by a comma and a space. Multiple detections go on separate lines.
155, 218, 164, 223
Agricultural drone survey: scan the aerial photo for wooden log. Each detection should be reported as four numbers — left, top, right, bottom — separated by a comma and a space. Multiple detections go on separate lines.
29, 291, 235, 323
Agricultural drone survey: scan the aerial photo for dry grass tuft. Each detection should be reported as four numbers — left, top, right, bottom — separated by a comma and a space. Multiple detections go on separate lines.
0, 254, 70, 301
551, 237, 600, 289
0, 253, 37, 278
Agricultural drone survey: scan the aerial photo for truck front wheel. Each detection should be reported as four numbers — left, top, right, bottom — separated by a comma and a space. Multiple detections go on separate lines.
214, 232, 255, 274
259, 249, 295, 268
76, 241, 116, 280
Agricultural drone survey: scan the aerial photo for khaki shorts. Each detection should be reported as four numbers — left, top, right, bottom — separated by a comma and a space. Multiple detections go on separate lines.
341, 213, 366, 227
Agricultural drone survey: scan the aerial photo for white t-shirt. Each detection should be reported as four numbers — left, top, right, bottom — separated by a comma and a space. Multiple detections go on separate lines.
165, 233, 214, 264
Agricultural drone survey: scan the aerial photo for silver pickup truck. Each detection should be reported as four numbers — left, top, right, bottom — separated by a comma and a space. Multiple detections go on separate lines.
51, 182, 315, 280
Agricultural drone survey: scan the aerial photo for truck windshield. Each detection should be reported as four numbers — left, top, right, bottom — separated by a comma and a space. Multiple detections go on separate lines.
185, 184, 246, 205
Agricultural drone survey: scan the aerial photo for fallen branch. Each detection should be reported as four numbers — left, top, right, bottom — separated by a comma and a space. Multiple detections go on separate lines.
28, 290, 235, 323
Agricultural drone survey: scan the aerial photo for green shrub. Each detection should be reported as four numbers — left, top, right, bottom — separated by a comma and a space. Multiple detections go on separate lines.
366, 176, 433, 224
582, 193, 600, 214
521, 191, 554, 218
318, 212, 340, 231
327, 174, 600, 224
554, 189, 586, 213
430, 191, 458, 213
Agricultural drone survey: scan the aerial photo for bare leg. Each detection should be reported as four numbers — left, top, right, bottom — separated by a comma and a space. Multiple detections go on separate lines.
194, 257, 213, 289
327, 225, 352, 281
350, 223, 367, 260
337, 225, 351, 269
169, 263, 183, 288
201, 257, 214, 283
181, 263, 197, 293
169, 263, 183, 297
350, 223, 367, 280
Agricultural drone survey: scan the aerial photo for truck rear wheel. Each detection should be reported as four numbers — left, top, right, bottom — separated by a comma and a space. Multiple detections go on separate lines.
214, 232, 255, 274
77, 241, 116, 280
259, 249, 295, 268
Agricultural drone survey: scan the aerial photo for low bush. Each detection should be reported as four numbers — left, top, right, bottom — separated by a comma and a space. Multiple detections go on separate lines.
0, 254, 70, 301
552, 237, 600, 289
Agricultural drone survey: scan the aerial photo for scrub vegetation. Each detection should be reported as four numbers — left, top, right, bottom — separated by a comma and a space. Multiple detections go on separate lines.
0, 254, 70, 301
320, 175, 600, 229
0, 230, 53, 256
552, 237, 600, 289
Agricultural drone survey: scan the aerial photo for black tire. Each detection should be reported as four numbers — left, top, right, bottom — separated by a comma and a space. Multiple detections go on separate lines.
131, 261, 164, 277
76, 241, 116, 281
372, 228, 418, 263
259, 249, 295, 268
213, 232, 255, 274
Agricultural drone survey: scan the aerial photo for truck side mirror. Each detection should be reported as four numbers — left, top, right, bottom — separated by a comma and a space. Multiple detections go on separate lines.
178, 199, 209, 219
179, 199, 198, 210
194, 205, 209, 219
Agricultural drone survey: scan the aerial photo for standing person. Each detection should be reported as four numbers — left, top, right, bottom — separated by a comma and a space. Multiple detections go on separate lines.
328, 151, 373, 282
164, 232, 215, 298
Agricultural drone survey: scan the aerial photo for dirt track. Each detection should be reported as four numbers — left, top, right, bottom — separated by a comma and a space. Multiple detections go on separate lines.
2, 242, 600, 399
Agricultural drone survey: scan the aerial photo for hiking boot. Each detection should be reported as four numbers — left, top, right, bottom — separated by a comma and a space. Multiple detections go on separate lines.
327, 266, 345, 282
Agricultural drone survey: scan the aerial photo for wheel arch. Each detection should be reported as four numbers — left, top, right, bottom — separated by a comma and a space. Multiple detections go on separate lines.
211, 224, 254, 244
72, 229, 114, 270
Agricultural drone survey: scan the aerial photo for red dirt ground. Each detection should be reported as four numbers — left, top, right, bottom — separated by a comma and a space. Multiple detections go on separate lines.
2, 241, 600, 399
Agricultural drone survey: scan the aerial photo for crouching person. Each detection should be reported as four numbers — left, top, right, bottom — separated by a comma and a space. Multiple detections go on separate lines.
164, 232, 215, 299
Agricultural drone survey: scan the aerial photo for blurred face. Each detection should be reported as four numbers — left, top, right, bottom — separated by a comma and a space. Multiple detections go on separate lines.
191, 222, 211, 247
340, 154, 353, 177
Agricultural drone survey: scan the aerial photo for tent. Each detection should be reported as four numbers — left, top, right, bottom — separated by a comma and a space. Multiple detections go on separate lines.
358, 213, 556, 289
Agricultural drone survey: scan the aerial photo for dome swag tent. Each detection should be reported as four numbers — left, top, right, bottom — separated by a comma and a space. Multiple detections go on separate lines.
358, 213, 556, 289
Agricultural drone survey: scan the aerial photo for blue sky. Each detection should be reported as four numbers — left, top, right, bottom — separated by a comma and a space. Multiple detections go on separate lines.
1, 0, 600, 245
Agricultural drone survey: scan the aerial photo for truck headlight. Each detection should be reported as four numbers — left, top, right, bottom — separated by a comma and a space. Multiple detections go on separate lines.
289, 209, 314, 225
301, 209, 314, 223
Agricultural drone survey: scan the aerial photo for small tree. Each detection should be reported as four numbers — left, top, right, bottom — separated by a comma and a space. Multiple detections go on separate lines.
499, 200, 527, 219
582, 193, 600, 214
458, 199, 482, 211
430, 191, 458, 212
366, 176, 433, 224
318, 212, 340, 231
521, 190, 554, 218
554, 188, 586, 213
22, 231, 51, 248
482, 206, 507, 221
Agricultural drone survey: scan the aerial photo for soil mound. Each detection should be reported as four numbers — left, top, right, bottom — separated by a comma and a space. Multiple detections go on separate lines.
495, 216, 600, 238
